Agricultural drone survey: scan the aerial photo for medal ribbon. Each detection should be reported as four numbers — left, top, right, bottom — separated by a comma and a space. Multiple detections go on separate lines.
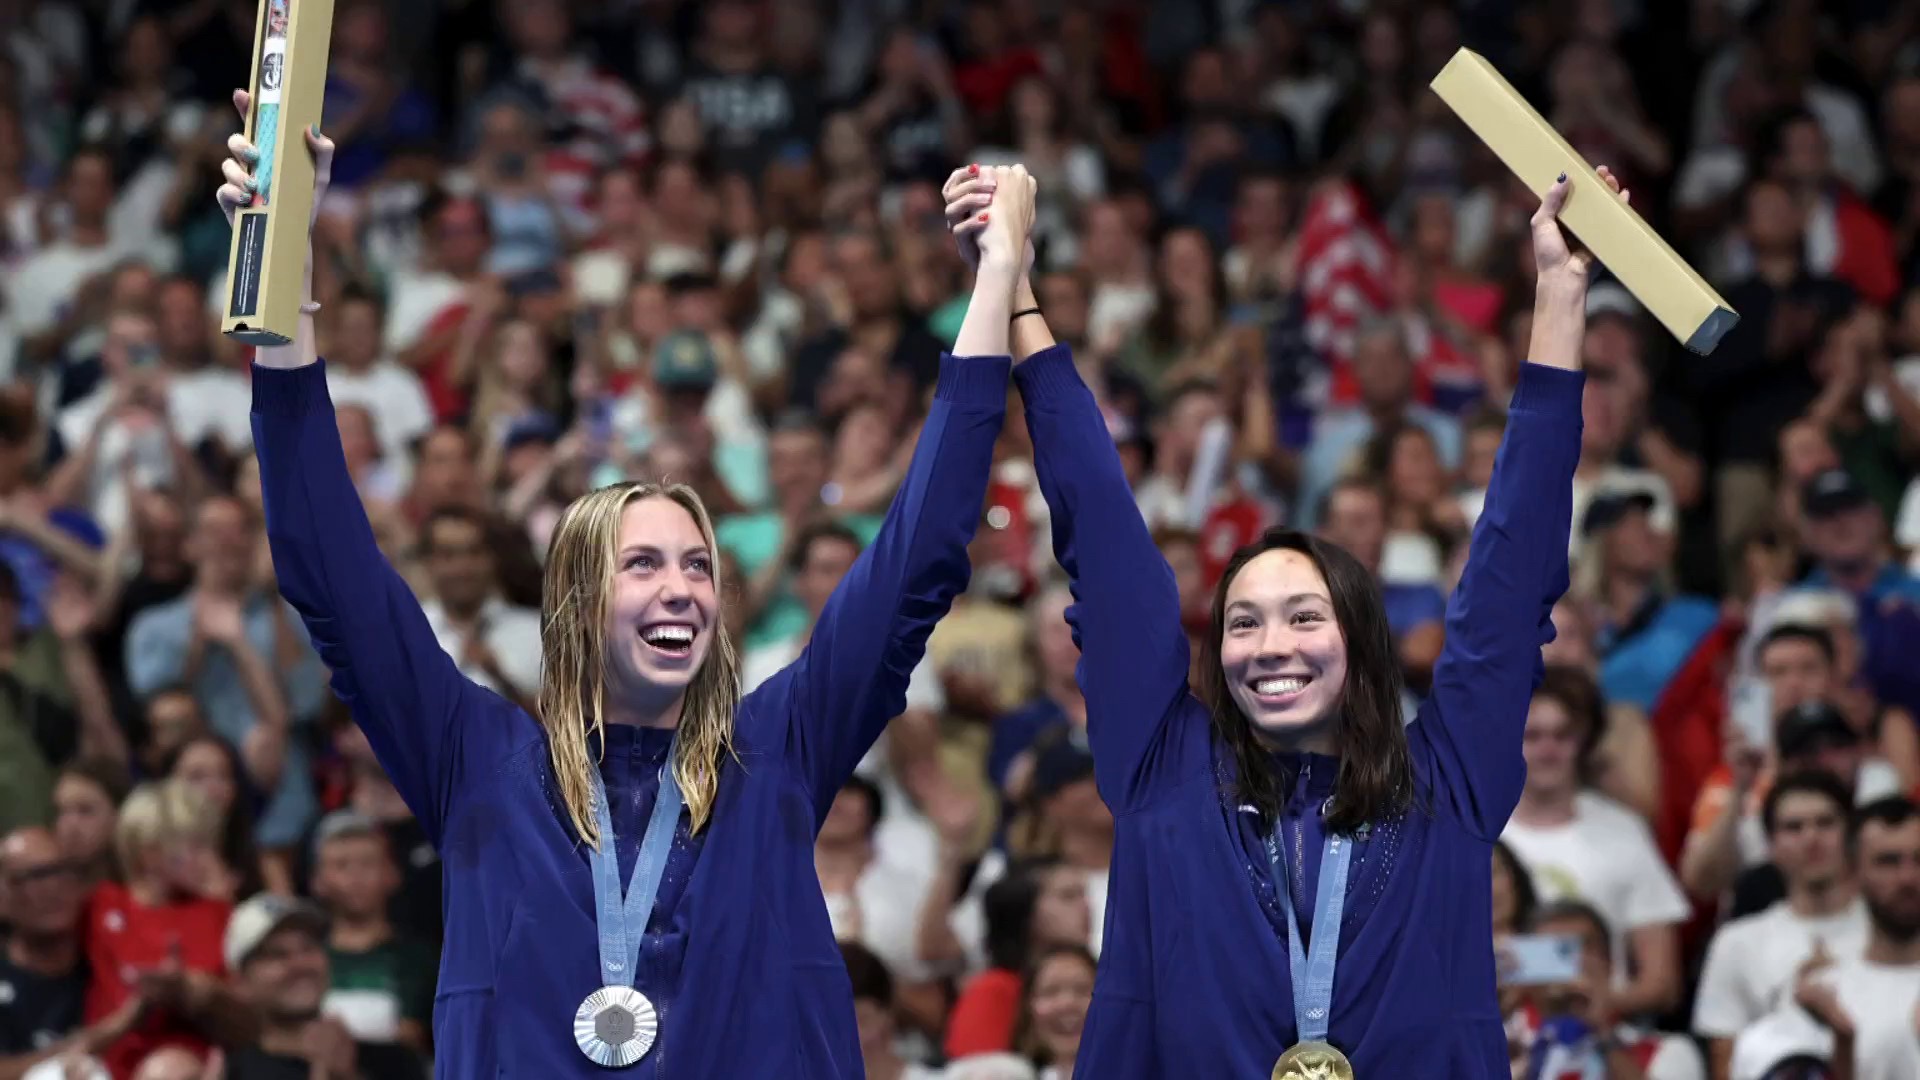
587, 733, 685, 990
1267, 822, 1353, 1045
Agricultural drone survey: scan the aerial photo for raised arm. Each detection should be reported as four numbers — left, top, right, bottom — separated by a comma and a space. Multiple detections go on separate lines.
220, 91, 486, 844
750, 166, 1030, 819
944, 174, 1193, 808
1414, 172, 1619, 839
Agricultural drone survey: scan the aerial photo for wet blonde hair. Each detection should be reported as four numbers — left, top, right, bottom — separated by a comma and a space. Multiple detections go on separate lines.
115, 778, 219, 878
539, 482, 741, 846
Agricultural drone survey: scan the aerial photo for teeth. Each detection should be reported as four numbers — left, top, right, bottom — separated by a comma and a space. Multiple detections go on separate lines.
642, 625, 694, 645
1254, 677, 1307, 696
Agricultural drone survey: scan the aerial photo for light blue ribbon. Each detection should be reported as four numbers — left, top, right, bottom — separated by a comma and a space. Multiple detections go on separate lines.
1267, 820, 1354, 1044
587, 734, 684, 989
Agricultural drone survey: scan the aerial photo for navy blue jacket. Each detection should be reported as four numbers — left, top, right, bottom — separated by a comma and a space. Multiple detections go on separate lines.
252, 353, 1009, 1077
1014, 345, 1582, 1078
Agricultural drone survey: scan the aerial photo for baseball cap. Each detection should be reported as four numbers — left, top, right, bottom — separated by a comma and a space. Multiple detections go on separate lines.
1580, 489, 1656, 537
1774, 699, 1858, 759
652, 330, 718, 391
223, 892, 328, 971
501, 413, 561, 453
1585, 281, 1640, 322
1801, 469, 1872, 519
1028, 724, 1095, 801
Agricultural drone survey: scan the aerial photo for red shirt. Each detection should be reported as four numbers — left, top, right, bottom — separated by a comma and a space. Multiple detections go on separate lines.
944, 967, 1023, 1060
82, 882, 231, 1079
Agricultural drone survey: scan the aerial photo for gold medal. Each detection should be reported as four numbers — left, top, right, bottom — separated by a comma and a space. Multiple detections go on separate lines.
1272, 1041, 1355, 1080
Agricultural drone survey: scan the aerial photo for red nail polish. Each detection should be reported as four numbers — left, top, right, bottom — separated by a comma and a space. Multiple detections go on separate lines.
980, 213, 989, 223
970, 164, 979, 175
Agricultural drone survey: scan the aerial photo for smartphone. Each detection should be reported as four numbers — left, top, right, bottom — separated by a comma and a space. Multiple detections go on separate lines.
1730, 677, 1774, 750
1499, 934, 1583, 986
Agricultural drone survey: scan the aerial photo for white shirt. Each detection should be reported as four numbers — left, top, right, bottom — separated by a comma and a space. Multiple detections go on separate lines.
166, 367, 255, 451
825, 854, 941, 982
1693, 898, 1870, 1039
54, 370, 248, 535
1730, 959, 1920, 1080
326, 360, 435, 469
1899, 477, 1920, 575
951, 847, 1109, 965
1501, 792, 1691, 980
420, 596, 542, 699
383, 271, 466, 354
745, 633, 948, 882
5, 239, 134, 338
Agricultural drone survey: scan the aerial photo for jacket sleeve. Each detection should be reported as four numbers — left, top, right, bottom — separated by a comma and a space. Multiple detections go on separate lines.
1013, 345, 1191, 810
250, 360, 492, 846
1413, 361, 1584, 839
745, 354, 1009, 822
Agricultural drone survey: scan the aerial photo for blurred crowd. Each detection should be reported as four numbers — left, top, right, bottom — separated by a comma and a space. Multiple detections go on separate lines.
0, 0, 1916, 1077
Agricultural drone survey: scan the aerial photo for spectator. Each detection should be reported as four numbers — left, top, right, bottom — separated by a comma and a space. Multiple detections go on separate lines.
841, 941, 940, 1080
1013, 944, 1094, 1080
219, 893, 425, 1080
0, 565, 124, 836
162, 735, 260, 901
945, 858, 1090, 1061
1798, 468, 1920, 720
318, 288, 433, 471
82, 780, 250, 1078
312, 710, 440, 948
307, 811, 434, 1055
126, 495, 327, 852
986, 584, 1084, 793
817, 777, 943, 1009
0, 827, 139, 1078
1576, 490, 1721, 713
1296, 319, 1462, 530
416, 506, 539, 711
995, 726, 1109, 960
1317, 477, 1444, 693
1505, 900, 1707, 1080
50, 761, 125, 891
45, 306, 208, 537
1695, 772, 1864, 1078
1502, 666, 1689, 1016
1731, 797, 1920, 1080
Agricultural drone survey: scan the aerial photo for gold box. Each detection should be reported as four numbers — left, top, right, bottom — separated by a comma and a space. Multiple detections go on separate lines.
1430, 48, 1738, 355
222, 0, 335, 346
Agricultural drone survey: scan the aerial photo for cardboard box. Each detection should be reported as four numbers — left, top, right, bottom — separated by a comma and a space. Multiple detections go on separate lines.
222, 0, 334, 346
1430, 48, 1738, 355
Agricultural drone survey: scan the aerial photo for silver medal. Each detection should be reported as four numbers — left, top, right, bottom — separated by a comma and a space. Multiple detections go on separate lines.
573, 985, 659, 1067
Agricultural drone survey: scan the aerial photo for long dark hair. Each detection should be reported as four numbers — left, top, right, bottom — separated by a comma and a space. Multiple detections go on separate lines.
1200, 527, 1415, 834
1012, 943, 1097, 1067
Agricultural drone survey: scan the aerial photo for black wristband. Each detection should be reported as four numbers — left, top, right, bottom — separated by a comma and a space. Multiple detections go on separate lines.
1011, 307, 1043, 321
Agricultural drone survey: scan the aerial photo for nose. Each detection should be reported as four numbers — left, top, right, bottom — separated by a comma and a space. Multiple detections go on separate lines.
1252, 624, 1297, 665
657, 565, 693, 609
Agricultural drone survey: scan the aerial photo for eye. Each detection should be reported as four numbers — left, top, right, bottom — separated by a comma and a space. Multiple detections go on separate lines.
625, 553, 657, 572
686, 555, 712, 576
1290, 611, 1324, 626
1228, 615, 1257, 632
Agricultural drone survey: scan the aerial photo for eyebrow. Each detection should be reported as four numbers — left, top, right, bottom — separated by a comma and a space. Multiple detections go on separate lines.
1226, 592, 1331, 612
619, 544, 711, 559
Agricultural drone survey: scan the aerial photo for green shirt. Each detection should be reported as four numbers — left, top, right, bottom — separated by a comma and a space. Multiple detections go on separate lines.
0, 631, 76, 836
1831, 417, 1908, 521
715, 511, 884, 649
325, 936, 438, 1044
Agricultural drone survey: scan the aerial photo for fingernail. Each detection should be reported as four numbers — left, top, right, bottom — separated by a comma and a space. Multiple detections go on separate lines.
1557, 172, 1567, 183
242, 148, 258, 163
980, 213, 989, 223
969, 164, 979, 175
309, 123, 321, 137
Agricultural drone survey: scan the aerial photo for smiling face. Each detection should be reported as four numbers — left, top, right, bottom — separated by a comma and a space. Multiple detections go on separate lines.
1027, 949, 1095, 1063
603, 496, 719, 707
1220, 548, 1349, 750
